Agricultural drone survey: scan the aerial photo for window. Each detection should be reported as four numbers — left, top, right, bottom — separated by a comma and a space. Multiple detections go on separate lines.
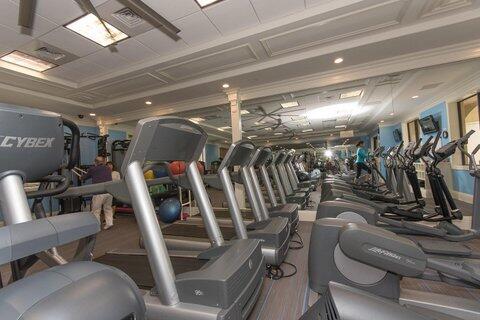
458, 93, 480, 164
407, 119, 420, 143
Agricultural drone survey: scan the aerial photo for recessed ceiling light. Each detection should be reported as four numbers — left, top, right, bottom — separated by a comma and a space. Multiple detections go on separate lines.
390, 112, 395, 116
89, 113, 96, 116
380, 120, 385, 123
241, 110, 250, 115
195, 0, 224, 8
335, 125, 347, 129
340, 90, 363, 99
1, 51, 56, 72
222, 83, 230, 89
189, 117, 205, 124
265, 127, 272, 131
302, 129, 314, 133
65, 13, 128, 47
295, 137, 299, 140
334, 57, 344, 64
412, 95, 419, 99
330, 133, 333, 136
266, 140, 270, 143
145, 101, 152, 105
281, 101, 299, 108
274, 132, 283, 136
248, 135, 258, 139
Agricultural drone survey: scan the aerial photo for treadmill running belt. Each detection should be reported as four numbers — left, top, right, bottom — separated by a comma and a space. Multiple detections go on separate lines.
162, 223, 238, 239
95, 252, 207, 289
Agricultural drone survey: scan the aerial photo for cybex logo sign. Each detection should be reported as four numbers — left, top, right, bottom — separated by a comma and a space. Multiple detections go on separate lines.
0, 136, 55, 148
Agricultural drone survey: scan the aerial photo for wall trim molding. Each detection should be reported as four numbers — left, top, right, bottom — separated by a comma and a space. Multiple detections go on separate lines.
451, 190, 473, 204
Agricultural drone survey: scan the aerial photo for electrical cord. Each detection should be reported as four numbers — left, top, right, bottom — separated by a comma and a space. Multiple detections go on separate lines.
266, 260, 298, 280
289, 230, 304, 250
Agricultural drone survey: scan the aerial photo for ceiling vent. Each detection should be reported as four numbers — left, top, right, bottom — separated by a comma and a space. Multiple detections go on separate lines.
420, 82, 442, 90
34, 47, 66, 61
112, 7, 145, 29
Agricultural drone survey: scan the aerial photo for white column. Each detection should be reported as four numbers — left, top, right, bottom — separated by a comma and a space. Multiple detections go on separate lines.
227, 90, 246, 209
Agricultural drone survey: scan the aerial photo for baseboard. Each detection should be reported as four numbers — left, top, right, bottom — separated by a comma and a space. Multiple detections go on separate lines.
451, 190, 473, 204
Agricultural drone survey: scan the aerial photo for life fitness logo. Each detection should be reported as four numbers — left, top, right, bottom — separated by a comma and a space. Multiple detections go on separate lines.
0, 136, 55, 148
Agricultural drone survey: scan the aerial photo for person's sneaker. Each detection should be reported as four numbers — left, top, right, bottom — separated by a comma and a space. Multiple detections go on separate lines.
103, 224, 113, 230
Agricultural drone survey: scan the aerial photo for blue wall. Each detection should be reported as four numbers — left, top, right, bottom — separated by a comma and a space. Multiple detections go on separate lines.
205, 143, 220, 170
452, 169, 474, 195
419, 101, 450, 146
79, 125, 100, 165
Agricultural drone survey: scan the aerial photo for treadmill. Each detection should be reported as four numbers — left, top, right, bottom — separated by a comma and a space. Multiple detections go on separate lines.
162, 140, 290, 267
274, 151, 308, 208
211, 146, 299, 233
74, 117, 265, 320
286, 149, 316, 191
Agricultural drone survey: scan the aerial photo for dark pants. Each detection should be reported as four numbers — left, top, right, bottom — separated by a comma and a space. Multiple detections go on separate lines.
356, 162, 371, 178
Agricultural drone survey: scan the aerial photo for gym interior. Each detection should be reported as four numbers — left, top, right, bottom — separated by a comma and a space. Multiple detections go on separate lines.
0, 1, 480, 319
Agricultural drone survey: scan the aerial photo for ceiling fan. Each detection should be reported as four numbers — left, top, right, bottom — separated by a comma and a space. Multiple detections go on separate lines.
17, 0, 180, 49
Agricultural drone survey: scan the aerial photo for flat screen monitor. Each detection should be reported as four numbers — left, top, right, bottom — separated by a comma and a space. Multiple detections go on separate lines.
393, 128, 402, 142
419, 115, 439, 134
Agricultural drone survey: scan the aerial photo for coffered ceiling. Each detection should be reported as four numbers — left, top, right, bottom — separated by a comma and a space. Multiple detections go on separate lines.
0, 0, 479, 130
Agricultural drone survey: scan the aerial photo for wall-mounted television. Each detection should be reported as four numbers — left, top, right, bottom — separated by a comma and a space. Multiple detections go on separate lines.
393, 128, 402, 142
419, 115, 439, 134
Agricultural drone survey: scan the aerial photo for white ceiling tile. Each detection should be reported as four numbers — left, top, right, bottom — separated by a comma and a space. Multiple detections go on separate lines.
305, 0, 335, 8
115, 38, 158, 62
90, 0, 110, 6
174, 11, 221, 46
63, 58, 107, 78
44, 65, 87, 82
204, 0, 260, 35
136, 29, 189, 55
140, 0, 200, 21
10, 0, 85, 25
83, 48, 129, 70
0, 24, 33, 52
39, 27, 102, 57
250, 0, 305, 22
2, 1, 58, 37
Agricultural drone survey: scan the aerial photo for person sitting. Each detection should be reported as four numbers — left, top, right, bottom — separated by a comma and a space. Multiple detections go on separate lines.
82, 156, 114, 230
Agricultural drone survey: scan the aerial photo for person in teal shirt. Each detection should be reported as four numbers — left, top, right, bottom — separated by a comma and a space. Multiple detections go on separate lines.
355, 141, 371, 179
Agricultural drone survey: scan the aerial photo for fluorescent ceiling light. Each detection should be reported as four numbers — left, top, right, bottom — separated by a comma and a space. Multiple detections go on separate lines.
325, 150, 333, 157
222, 83, 230, 89
412, 95, 419, 99
334, 57, 344, 64
65, 13, 128, 47
195, 0, 223, 8
145, 101, 152, 105
335, 125, 347, 129
247, 135, 258, 139
265, 127, 272, 131
274, 132, 283, 136
340, 90, 363, 99
380, 120, 385, 123
254, 121, 265, 125
241, 110, 250, 115
281, 101, 299, 108
89, 113, 96, 116
1, 51, 56, 72
306, 102, 362, 120
390, 112, 395, 116
302, 129, 314, 133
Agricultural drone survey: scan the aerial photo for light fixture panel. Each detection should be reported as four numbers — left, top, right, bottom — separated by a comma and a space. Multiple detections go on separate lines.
281, 101, 299, 108
340, 90, 363, 99
65, 13, 128, 47
1, 51, 57, 72
195, 0, 224, 8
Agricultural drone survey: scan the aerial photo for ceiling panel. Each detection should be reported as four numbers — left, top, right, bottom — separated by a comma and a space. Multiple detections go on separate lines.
88, 73, 167, 97
305, 0, 335, 8
39, 27, 102, 57
261, 0, 408, 56
83, 48, 130, 70
204, 0, 260, 35
250, 0, 305, 22
0, 1, 58, 37
115, 38, 158, 63
136, 29, 189, 55
157, 44, 258, 80
62, 58, 107, 79
174, 11, 221, 46
141, 0, 200, 21
44, 65, 87, 82
0, 25, 33, 52
11, 0, 85, 26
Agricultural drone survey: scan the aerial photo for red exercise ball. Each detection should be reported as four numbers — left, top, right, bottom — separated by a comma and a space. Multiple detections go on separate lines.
169, 161, 186, 175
